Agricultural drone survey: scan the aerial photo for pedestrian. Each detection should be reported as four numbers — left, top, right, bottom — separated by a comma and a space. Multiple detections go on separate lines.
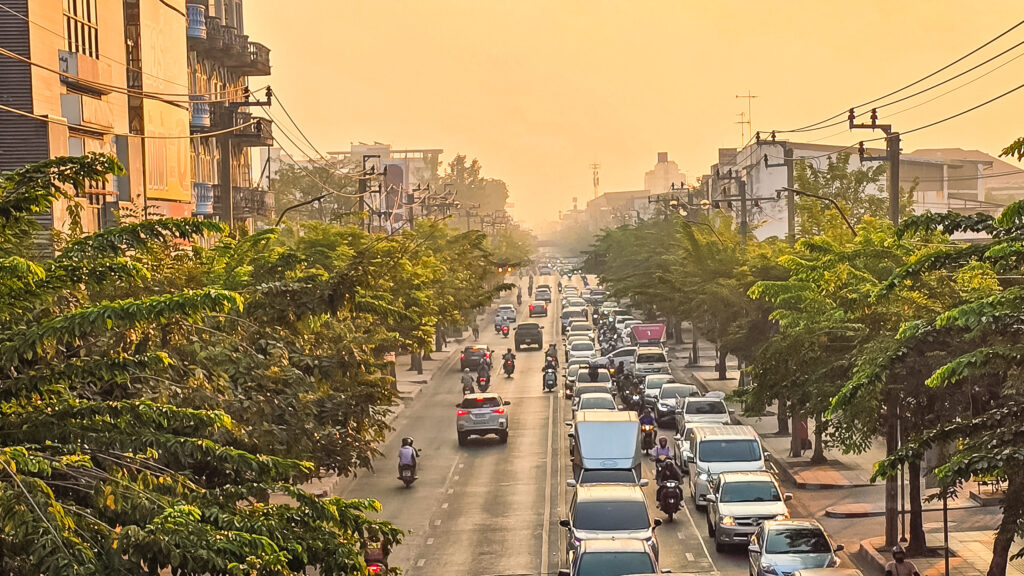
471, 321, 480, 341
885, 545, 920, 576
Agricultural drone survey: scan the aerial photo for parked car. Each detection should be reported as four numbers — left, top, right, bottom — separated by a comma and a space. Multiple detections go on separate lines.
748, 520, 843, 576
558, 538, 659, 576
559, 484, 661, 561
513, 322, 544, 351
455, 394, 511, 445
460, 345, 491, 370
707, 471, 792, 551
528, 301, 549, 317
680, 397, 732, 426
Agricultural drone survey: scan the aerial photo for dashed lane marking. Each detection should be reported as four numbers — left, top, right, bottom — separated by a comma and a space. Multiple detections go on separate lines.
416, 559, 426, 567
441, 502, 449, 509
433, 519, 441, 526
454, 475, 460, 481
686, 553, 695, 561
426, 538, 434, 545
446, 488, 454, 494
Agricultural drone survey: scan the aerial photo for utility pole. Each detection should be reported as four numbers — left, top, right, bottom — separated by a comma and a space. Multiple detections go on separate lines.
736, 112, 749, 146
359, 154, 381, 233
757, 133, 797, 245
850, 107, 902, 548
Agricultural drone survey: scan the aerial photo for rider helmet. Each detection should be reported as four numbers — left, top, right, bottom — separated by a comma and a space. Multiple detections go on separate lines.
401, 437, 414, 447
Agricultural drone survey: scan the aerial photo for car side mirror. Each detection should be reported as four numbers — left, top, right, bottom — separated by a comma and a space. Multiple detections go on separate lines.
748, 544, 760, 554
683, 451, 694, 462
674, 434, 682, 441
564, 421, 572, 427
504, 400, 511, 406
558, 519, 571, 528
834, 544, 845, 552
558, 570, 570, 576
639, 479, 650, 487
455, 403, 461, 408
566, 480, 578, 488
705, 494, 717, 503
764, 451, 772, 458
784, 492, 794, 502
567, 432, 575, 438
653, 518, 663, 527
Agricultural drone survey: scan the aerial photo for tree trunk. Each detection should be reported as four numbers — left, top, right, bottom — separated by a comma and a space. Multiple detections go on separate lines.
690, 337, 699, 366
790, 409, 803, 458
988, 468, 1024, 576
717, 348, 728, 380
885, 398, 900, 547
777, 394, 790, 435
410, 352, 423, 375
907, 459, 927, 556
810, 412, 827, 464
674, 316, 683, 345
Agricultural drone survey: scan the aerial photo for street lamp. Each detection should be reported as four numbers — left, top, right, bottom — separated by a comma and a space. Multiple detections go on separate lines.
776, 186, 856, 235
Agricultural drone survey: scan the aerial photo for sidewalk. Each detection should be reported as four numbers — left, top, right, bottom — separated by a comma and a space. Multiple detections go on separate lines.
857, 531, 1021, 576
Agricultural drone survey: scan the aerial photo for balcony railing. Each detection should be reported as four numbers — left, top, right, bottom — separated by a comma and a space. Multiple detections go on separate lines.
193, 182, 213, 215
186, 4, 207, 39
189, 95, 210, 129
242, 42, 271, 76
230, 111, 273, 148
234, 186, 275, 218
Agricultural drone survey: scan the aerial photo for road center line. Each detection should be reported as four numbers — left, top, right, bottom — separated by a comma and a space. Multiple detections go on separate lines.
540, 392, 555, 576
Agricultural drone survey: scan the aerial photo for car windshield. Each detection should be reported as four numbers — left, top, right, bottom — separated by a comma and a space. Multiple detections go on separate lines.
573, 501, 649, 531
579, 396, 616, 410
720, 481, 781, 503
576, 552, 654, 576
461, 397, 501, 409
518, 323, 540, 331
697, 439, 761, 462
576, 385, 610, 397
567, 366, 582, 378
764, 527, 832, 554
636, 353, 666, 363
686, 400, 727, 414
579, 469, 637, 484
570, 325, 593, 333
572, 342, 595, 351
660, 386, 696, 400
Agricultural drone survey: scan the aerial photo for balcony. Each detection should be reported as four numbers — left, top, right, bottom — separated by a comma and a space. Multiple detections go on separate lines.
239, 42, 271, 76
189, 17, 270, 76
186, 4, 206, 39
229, 111, 273, 148
193, 182, 213, 215
234, 186, 275, 218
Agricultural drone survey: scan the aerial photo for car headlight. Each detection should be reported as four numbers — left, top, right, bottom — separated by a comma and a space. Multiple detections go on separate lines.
828, 557, 841, 568
775, 513, 790, 520
720, 516, 736, 526
698, 472, 709, 481
761, 565, 778, 575
658, 403, 672, 411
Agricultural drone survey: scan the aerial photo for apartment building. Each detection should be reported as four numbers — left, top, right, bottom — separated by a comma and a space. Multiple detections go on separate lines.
185, 0, 273, 227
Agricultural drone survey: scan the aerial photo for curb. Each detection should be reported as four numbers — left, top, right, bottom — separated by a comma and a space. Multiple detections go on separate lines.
826, 501, 980, 518
854, 537, 887, 576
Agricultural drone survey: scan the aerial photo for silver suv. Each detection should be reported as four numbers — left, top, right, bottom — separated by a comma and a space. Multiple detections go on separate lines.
559, 484, 662, 562
456, 394, 511, 445
706, 471, 792, 552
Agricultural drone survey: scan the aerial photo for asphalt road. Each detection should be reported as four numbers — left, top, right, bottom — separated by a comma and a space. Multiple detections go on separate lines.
337, 275, 737, 576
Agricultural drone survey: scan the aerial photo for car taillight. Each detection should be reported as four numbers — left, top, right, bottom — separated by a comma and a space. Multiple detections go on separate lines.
493, 408, 505, 414
457, 409, 469, 416
367, 564, 384, 574
460, 353, 465, 359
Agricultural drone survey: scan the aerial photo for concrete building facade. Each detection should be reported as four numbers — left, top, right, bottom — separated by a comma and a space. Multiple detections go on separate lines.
644, 151, 686, 196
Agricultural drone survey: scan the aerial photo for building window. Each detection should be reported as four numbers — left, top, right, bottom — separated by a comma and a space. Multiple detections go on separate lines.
64, 0, 99, 59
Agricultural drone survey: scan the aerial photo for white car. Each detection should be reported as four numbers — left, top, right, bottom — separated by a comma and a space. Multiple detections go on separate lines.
597, 346, 637, 374
574, 392, 618, 413
455, 393, 511, 445
497, 304, 517, 323
681, 397, 731, 426
567, 340, 598, 361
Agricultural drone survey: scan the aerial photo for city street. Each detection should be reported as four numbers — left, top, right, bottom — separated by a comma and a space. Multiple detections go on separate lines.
338, 276, 743, 576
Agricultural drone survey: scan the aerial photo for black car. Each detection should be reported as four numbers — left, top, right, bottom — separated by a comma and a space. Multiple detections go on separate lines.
460, 345, 491, 370
536, 288, 553, 303
514, 322, 544, 351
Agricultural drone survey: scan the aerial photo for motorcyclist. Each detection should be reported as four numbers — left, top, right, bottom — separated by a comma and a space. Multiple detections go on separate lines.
545, 344, 558, 365
363, 525, 390, 570
653, 435, 673, 461
516, 290, 523, 305
886, 545, 921, 576
477, 361, 491, 383
543, 356, 558, 373
587, 362, 600, 383
639, 408, 657, 427
494, 312, 503, 332
398, 437, 419, 478
502, 348, 516, 373
460, 368, 475, 392
655, 458, 684, 504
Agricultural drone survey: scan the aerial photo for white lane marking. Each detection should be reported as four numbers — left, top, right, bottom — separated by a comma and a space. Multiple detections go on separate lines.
677, 531, 684, 539
453, 475, 460, 481
458, 463, 464, 468
441, 502, 449, 509
446, 488, 454, 494
416, 559, 426, 567
433, 519, 441, 526
682, 499, 718, 573
540, 393, 555, 576
426, 538, 434, 545
686, 552, 695, 561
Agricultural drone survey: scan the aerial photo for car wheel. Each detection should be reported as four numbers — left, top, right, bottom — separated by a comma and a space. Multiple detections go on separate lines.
457, 432, 468, 446
716, 540, 727, 553
498, 431, 509, 443
515, 344, 521, 351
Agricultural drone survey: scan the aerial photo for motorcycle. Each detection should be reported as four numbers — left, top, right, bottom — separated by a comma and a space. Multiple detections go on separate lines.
503, 359, 515, 377
543, 368, 557, 392
494, 322, 502, 334
516, 293, 523, 305
658, 480, 683, 522
398, 463, 417, 488
478, 375, 491, 392
501, 325, 510, 338
641, 424, 656, 452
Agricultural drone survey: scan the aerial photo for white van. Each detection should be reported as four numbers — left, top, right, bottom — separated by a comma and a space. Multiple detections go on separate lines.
682, 425, 767, 509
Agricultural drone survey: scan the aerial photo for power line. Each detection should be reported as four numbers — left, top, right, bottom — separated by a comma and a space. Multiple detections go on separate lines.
0, 102, 258, 139
773, 19, 1024, 134
903, 79, 1024, 135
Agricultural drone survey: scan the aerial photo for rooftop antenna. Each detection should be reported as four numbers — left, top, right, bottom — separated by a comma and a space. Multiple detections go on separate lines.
590, 163, 601, 198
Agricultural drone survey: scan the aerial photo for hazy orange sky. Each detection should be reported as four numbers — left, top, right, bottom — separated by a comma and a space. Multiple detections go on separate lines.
246, 1, 1024, 228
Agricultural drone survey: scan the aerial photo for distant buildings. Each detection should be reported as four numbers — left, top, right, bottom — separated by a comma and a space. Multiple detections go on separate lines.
0, 0, 272, 239
644, 152, 686, 196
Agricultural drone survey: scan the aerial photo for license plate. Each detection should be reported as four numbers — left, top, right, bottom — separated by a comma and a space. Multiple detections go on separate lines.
402, 469, 411, 477
472, 414, 488, 420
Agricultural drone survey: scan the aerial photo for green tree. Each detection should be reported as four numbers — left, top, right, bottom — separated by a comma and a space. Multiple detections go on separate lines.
271, 158, 363, 224
440, 154, 509, 214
